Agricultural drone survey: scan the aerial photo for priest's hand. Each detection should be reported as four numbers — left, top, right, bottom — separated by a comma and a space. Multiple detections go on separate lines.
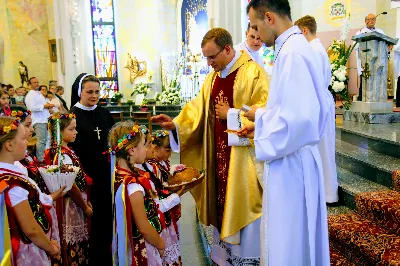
215, 101, 230, 120
237, 124, 255, 139
151, 114, 176, 130
244, 106, 259, 122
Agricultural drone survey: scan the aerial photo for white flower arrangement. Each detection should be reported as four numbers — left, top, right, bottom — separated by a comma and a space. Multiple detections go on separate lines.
131, 82, 151, 96
327, 14, 356, 110
157, 86, 182, 105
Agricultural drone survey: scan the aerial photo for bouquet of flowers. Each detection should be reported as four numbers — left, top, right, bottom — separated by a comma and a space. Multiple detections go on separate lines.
327, 16, 356, 110
157, 86, 182, 105
131, 82, 151, 96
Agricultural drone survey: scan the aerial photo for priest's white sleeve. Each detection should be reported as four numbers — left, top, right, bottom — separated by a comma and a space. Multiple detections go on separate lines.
254, 54, 321, 162
169, 122, 180, 153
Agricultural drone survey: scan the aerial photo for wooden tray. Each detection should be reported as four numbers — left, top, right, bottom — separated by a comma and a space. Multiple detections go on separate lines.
163, 173, 205, 193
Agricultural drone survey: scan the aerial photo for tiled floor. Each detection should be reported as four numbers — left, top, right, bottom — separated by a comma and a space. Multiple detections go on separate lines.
170, 153, 210, 265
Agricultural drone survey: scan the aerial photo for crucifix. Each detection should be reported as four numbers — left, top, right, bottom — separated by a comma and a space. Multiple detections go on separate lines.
94, 127, 102, 140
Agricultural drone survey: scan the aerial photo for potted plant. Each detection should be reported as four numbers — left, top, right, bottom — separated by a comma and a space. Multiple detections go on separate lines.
131, 83, 151, 97
139, 99, 149, 112
112, 91, 123, 106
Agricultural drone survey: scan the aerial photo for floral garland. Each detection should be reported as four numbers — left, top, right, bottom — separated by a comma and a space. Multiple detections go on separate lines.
48, 113, 76, 121
152, 130, 169, 146
104, 125, 141, 155
0, 119, 20, 135
10, 110, 31, 122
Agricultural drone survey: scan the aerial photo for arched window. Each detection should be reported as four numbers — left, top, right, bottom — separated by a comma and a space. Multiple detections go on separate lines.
90, 0, 118, 93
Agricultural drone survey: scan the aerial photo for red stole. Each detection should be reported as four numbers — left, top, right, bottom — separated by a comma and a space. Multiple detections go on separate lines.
211, 69, 239, 230
0, 169, 52, 261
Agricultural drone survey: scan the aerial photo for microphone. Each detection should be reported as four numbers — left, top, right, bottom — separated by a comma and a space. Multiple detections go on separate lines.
376, 12, 388, 17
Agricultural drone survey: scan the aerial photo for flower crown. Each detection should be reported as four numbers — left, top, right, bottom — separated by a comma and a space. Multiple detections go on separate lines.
139, 125, 149, 135
0, 120, 20, 136
153, 130, 169, 139
11, 110, 31, 121
105, 124, 141, 155
48, 113, 76, 122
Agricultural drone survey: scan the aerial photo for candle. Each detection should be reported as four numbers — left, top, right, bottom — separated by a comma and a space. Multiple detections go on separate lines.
153, 105, 156, 115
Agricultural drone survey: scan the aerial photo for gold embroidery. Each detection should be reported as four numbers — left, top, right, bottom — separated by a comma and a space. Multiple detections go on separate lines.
215, 90, 229, 105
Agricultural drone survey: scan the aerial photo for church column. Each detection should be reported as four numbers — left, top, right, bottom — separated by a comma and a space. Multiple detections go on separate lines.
52, 0, 94, 108
208, 0, 243, 44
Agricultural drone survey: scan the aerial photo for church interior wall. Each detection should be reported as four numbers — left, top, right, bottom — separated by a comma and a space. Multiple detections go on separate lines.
290, 0, 378, 96
114, 0, 178, 99
0, 0, 57, 88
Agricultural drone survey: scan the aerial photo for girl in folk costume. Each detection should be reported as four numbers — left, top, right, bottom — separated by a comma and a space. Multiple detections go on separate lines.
135, 126, 185, 266
108, 122, 165, 265
148, 131, 182, 233
0, 116, 62, 265
11, 109, 64, 266
44, 113, 93, 266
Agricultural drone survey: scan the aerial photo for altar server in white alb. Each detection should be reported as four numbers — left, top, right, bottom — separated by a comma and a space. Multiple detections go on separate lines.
240, 0, 330, 265
295, 15, 338, 203
234, 23, 265, 67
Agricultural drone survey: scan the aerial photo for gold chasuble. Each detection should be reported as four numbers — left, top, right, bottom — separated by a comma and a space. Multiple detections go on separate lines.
174, 51, 269, 243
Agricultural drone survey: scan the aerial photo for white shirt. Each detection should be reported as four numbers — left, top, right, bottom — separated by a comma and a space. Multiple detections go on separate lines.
128, 164, 181, 213
354, 27, 385, 76
0, 162, 53, 207
49, 97, 61, 113
310, 38, 332, 88
25, 90, 50, 125
234, 41, 265, 67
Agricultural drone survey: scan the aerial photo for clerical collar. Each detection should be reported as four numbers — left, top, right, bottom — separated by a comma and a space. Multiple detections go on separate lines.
220, 50, 241, 78
274, 26, 302, 63
74, 102, 97, 111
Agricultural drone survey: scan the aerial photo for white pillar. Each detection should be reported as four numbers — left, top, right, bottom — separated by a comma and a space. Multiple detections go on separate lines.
53, 0, 94, 108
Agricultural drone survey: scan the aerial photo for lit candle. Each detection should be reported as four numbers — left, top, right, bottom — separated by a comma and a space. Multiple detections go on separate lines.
153, 105, 156, 115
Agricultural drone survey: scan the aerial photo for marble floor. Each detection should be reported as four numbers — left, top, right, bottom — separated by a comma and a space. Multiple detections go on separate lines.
170, 153, 210, 265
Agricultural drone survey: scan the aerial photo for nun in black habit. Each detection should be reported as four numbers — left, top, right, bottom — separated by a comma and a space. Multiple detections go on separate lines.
70, 74, 115, 265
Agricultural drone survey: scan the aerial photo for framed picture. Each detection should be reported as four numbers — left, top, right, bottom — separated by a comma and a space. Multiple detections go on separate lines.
48, 39, 57, 62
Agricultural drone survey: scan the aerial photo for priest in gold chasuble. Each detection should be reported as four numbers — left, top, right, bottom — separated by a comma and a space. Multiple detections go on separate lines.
153, 28, 269, 265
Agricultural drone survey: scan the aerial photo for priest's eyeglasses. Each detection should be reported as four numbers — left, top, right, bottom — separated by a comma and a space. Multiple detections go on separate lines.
204, 46, 225, 61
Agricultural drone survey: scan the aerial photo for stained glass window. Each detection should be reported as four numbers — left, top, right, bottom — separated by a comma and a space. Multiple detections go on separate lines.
90, 0, 118, 94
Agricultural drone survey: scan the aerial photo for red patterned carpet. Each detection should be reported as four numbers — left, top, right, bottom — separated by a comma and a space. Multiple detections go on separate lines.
330, 248, 356, 266
329, 171, 400, 265
355, 190, 400, 235
329, 214, 400, 265
393, 170, 400, 192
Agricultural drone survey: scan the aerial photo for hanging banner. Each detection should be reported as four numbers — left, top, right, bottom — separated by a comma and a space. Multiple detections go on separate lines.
392, 0, 400, 9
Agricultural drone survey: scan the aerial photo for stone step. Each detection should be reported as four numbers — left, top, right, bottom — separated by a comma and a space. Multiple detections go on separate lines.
336, 121, 400, 158
336, 139, 400, 188
337, 167, 387, 210
328, 213, 400, 265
